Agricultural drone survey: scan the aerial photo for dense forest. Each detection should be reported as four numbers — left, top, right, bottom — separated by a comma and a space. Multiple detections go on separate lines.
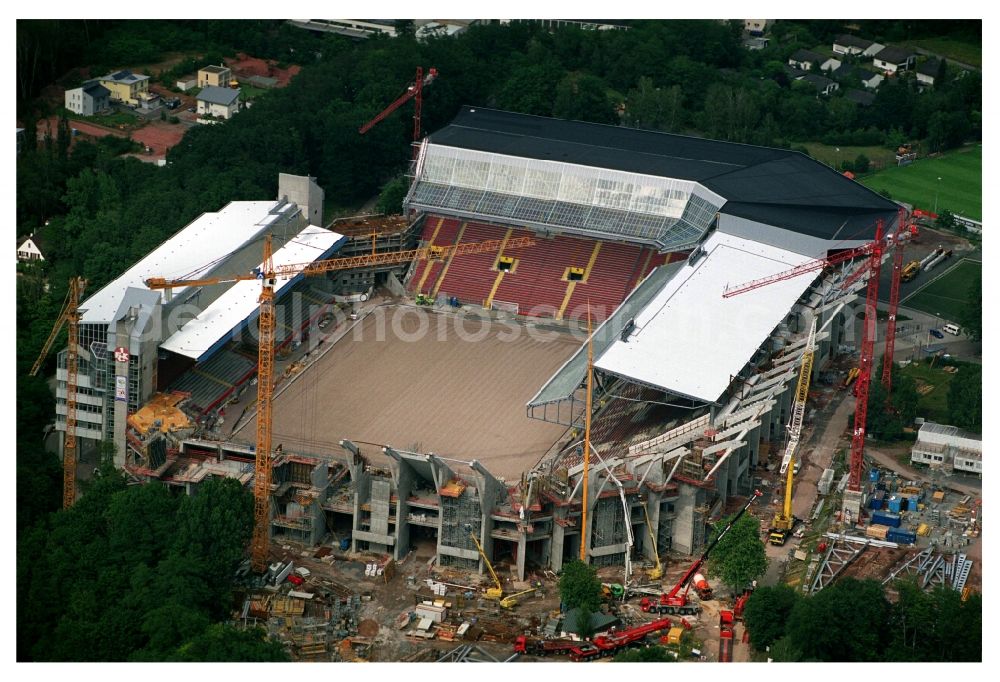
16, 18, 981, 661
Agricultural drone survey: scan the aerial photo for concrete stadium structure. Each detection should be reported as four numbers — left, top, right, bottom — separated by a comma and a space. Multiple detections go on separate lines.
57, 108, 902, 583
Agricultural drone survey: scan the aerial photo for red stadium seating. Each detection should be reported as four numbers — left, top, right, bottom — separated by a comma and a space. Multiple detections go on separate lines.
408, 215, 681, 321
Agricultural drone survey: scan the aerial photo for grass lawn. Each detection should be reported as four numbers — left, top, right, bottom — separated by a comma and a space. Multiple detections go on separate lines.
860, 145, 981, 220
68, 110, 141, 129
901, 258, 980, 320
239, 85, 269, 100
794, 142, 898, 171
909, 38, 982, 68
897, 361, 957, 423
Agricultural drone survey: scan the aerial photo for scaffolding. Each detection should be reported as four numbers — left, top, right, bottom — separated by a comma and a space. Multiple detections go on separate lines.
440, 489, 481, 569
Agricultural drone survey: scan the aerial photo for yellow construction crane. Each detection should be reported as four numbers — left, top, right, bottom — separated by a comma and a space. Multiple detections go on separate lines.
769, 319, 817, 546
641, 500, 663, 580
146, 234, 534, 572
31, 277, 87, 509
500, 587, 536, 609
467, 529, 504, 600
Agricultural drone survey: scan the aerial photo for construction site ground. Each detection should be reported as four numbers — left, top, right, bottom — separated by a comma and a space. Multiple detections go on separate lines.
237, 304, 581, 479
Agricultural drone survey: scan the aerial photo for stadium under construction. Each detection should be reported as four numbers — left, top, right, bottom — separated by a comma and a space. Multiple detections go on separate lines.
54, 107, 901, 581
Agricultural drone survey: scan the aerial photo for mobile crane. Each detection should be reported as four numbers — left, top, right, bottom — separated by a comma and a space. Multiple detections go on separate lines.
31, 277, 87, 509
769, 319, 817, 546
146, 235, 534, 572
641, 490, 762, 615
467, 528, 504, 600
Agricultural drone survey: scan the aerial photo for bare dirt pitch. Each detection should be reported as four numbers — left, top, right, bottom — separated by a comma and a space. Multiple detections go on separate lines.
238, 305, 580, 480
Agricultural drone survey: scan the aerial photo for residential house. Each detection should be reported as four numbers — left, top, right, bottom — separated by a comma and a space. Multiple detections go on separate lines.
844, 88, 875, 107
196, 86, 241, 120
744, 37, 770, 51
910, 421, 981, 475
176, 77, 197, 91
832, 34, 884, 57
916, 59, 945, 87
744, 19, 773, 36
17, 229, 48, 262
64, 82, 111, 116
856, 68, 884, 89
198, 65, 232, 88
788, 49, 825, 71
784, 65, 806, 81
97, 69, 151, 106
873, 46, 917, 74
800, 73, 840, 96
820, 57, 842, 72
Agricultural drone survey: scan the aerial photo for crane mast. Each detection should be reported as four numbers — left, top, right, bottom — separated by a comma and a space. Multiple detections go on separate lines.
358, 66, 438, 157
882, 208, 909, 394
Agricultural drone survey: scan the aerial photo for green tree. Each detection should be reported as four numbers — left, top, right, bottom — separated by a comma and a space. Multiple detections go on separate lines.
375, 176, 409, 216
170, 624, 289, 662
947, 364, 982, 433
614, 645, 677, 662
935, 209, 956, 231
787, 578, 890, 661
705, 512, 767, 593
959, 275, 982, 341
558, 560, 603, 613
743, 585, 801, 650
553, 73, 617, 124
854, 154, 871, 173
927, 110, 970, 152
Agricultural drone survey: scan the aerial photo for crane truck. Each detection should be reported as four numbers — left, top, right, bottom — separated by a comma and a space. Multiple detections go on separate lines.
640, 490, 763, 616
515, 617, 674, 660
467, 529, 503, 600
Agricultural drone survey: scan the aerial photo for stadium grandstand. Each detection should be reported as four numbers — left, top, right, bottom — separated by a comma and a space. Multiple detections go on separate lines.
53, 108, 903, 583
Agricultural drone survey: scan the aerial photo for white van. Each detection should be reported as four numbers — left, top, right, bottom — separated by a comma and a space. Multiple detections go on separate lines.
942, 323, 961, 336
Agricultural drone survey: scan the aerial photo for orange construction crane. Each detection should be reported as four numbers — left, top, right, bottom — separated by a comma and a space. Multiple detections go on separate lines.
31, 277, 87, 509
147, 234, 534, 572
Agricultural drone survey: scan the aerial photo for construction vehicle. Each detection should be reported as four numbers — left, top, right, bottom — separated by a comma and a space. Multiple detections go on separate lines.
719, 609, 735, 662
500, 587, 536, 609
900, 260, 921, 282
513, 636, 581, 657
641, 490, 763, 615
842, 366, 860, 389
568, 617, 675, 661
467, 529, 504, 600
601, 583, 627, 600
770, 320, 816, 546
146, 236, 534, 573
414, 293, 434, 305
31, 277, 87, 509
641, 500, 663, 580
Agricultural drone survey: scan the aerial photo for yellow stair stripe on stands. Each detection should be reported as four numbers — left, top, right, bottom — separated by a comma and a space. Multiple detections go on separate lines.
490, 228, 513, 269
556, 281, 577, 321
191, 367, 233, 388
557, 241, 602, 319
484, 271, 505, 309
416, 217, 445, 293
582, 241, 602, 282
431, 222, 467, 297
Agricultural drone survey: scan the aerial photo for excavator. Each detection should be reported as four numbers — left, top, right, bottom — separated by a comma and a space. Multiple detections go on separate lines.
769, 319, 816, 546
641, 490, 763, 615
468, 529, 504, 600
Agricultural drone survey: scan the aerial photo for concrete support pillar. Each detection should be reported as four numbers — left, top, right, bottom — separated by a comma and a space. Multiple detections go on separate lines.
550, 509, 567, 573
385, 447, 413, 560
515, 534, 527, 580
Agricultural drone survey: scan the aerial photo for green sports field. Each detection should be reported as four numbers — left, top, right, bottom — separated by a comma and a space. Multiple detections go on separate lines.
901, 258, 981, 320
860, 145, 981, 220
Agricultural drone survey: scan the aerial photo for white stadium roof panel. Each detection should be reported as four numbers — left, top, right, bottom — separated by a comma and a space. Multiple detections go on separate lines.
593, 231, 815, 403
160, 225, 344, 361
80, 201, 295, 324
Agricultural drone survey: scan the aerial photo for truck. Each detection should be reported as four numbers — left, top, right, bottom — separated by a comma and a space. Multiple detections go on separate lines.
515, 617, 674, 661
641, 491, 762, 616
900, 260, 921, 283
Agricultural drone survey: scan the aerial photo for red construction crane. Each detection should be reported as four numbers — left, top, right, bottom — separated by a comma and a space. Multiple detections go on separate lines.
723, 218, 902, 493
881, 208, 910, 394
641, 490, 762, 615
358, 66, 439, 157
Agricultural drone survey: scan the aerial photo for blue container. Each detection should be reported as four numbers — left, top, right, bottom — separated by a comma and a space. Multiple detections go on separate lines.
871, 511, 902, 528
887, 529, 916, 545
869, 469, 880, 483
887, 496, 903, 513
868, 498, 883, 510
339, 537, 350, 551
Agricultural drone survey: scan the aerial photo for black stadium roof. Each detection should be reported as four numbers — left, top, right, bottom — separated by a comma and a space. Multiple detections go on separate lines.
427, 106, 898, 241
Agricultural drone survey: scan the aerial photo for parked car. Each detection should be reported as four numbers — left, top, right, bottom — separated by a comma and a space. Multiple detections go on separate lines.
929, 329, 944, 339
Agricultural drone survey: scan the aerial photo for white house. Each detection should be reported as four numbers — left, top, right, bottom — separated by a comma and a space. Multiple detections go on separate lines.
64, 82, 111, 116
744, 19, 773, 36
800, 73, 840, 96
176, 77, 197, 91
820, 57, 842, 72
196, 86, 241, 120
17, 230, 48, 262
911, 421, 981, 475
916, 59, 944, 87
788, 49, 825, 71
873, 46, 917, 74
857, 69, 884, 89
832, 34, 883, 57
